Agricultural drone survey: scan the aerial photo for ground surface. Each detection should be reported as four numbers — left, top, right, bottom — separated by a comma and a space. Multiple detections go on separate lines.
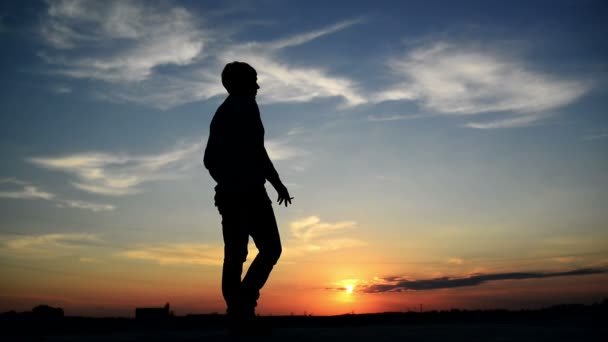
8, 322, 603, 341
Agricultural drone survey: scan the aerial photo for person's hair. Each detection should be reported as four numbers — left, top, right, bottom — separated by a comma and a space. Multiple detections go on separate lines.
221, 61, 256, 94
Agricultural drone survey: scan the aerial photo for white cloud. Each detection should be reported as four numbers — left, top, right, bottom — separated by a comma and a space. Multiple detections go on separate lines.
290, 215, 356, 242
56, 200, 115, 212
0, 178, 55, 200
264, 19, 363, 50
120, 217, 364, 265
376, 42, 590, 127
39, 1, 365, 109
265, 139, 308, 161
225, 19, 367, 107
448, 258, 464, 265
283, 216, 365, 259
120, 243, 224, 266
2, 233, 102, 257
0, 178, 115, 212
367, 113, 427, 122
463, 112, 550, 129
41, 0, 206, 82
96, 71, 224, 110
220, 23, 367, 107
28, 141, 202, 196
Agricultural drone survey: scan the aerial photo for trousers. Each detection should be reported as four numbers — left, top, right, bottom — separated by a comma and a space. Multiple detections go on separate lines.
215, 187, 282, 314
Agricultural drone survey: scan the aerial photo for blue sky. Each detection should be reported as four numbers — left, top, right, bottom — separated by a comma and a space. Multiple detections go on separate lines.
0, 0, 607, 315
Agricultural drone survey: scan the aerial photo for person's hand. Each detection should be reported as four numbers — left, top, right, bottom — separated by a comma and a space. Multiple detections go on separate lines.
276, 183, 293, 207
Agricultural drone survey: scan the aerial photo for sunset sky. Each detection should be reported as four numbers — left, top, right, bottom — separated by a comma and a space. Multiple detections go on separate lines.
1, 0, 607, 317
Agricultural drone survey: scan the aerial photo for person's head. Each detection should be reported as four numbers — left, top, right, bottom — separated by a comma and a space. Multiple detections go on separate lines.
221, 61, 259, 96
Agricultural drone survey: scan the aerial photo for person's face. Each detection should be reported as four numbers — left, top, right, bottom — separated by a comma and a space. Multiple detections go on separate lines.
248, 73, 260, 97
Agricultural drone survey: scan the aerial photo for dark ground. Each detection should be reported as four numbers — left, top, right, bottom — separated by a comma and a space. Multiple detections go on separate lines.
23, 322, 605, 342
3, 303, 606, 341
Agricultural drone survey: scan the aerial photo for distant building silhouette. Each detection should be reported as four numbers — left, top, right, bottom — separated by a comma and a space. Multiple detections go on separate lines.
135, 303, 172, 321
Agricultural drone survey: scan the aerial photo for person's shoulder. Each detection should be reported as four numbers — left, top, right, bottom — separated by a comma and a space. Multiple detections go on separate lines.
212, 96, 231, 117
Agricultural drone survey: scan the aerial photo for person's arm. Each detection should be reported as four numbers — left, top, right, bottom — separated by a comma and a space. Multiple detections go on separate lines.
203, 105, 234, 185
203, 129, 221, 182
262, 146, 292, 206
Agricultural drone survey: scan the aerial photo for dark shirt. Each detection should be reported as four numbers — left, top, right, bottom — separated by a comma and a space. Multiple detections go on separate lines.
204, 95, 280, 193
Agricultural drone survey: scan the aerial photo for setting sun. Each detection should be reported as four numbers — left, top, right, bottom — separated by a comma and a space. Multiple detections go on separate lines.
345, 284, 354, 294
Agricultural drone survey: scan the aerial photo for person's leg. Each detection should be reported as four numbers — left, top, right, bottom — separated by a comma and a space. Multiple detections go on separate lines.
219, 205, 250, 316
241, 201, 282, 311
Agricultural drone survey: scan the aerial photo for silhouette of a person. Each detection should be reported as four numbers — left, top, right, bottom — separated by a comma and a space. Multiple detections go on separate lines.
204, 61, 292, 331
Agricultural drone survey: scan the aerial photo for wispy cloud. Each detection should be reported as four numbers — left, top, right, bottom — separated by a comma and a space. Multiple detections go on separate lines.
366, 113, 427, 122
290, 216, 357, 242
283, 216, 365, 258
28, 141, 202, 196
375, 42, 590, 128
464, 112, 550, 129
38, 1, 365, 109
266, 139, 308, 161
582, 129, 608, 141
0, 178, 55, 200
217, 19, 366, 107
120, 243, 223, 266
51, 84, 72, 94
448, 258, 465, 265
264, 19, 363, 50
359, 268, 606, 293
2, 233, 102, 257
41, 0, 205, 82
56, 200, 115, 212
0, 178, 114, 212
120, 217, 364, 265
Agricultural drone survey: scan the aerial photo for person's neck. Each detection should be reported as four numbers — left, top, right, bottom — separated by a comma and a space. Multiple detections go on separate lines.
229, 93, 255, 98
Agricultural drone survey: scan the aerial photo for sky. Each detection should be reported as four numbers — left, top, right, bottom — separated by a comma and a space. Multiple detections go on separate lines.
0, 0, 607, 317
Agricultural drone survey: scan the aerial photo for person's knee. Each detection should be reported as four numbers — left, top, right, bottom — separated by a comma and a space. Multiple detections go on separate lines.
224, 246, 248, 264
260, 244, 281, 264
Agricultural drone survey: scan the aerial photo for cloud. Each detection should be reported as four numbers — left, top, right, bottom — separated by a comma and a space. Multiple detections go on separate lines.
289, 216, 357, 242
0, 178, 115, 212
366, 113, 427, 122
94, 71, 224, 110
120, 217, 364, 265
217, 18, 367, 107
582, 129, 608, 141
56, 200, 115, 212
448, 258, 464, 265
2, 233, 102, 257
38, 1, 365, 109
28, 141, 202, 196
283, 216, 365, 259
51, 85, 72, 94
264, 19, 363, 50
265, 139, 308, 161
0, 178, 55, 200
220, 30, 367, 107
552, 257, 579, 264
360, 268, 606, 293
463, 112, 550, 129
41, 0, 205, 82
120, 243, 224, 266
375, 42, 590, 128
